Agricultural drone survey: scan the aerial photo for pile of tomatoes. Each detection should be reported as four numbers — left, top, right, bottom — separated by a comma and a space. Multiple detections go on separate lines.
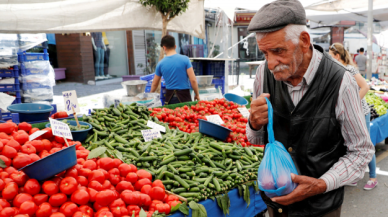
151, 99, 253, 146
0, 121, 180, 217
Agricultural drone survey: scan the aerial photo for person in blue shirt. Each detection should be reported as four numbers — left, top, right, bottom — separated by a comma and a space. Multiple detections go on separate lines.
151, 35, 200, 104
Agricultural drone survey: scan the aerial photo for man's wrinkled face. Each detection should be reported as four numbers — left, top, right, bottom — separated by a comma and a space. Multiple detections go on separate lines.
257, 30, 304, 82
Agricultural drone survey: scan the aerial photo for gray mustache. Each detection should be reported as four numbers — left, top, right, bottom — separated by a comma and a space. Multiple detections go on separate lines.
270, 64, 290, 73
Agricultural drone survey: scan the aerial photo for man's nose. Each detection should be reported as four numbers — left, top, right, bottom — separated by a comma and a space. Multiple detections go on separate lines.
267, 55, 280, 71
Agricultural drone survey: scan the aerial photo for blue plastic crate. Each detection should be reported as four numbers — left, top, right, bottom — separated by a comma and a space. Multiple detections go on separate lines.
0, 65, 18, 78
140, 73, 155, 81
192, 62, 203, 76
206, 62, 225, 77
18, 49, 49, 63
372, 74, 379, 79
212, 77, 225, 94
20, 63, 50, 76
0, 83, 19, 92
0, 111, 12, 121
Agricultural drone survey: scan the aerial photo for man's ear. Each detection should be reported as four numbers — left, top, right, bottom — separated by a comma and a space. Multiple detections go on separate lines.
299, 31, 311, 53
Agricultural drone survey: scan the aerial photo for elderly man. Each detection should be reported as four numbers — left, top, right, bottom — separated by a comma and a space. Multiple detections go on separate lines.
247, 0, 374, 217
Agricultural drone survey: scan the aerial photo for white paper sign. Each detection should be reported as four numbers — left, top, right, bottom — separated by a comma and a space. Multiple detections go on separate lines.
147, 120, 166, 133
237, 107, 250, 118
49, 119, 73, 140
62, 90, 80, 114
206, 115, 224, 125
29, 130, 47, 141
141, 129, 162, 142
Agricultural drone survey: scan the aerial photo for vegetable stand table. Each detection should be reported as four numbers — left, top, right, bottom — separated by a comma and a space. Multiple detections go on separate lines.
370, 112, 388, 145
170, 186, 267, 217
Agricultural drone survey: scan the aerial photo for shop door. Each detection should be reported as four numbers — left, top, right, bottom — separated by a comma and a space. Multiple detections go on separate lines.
133, 30, 147, 75
105, 31, 129, 76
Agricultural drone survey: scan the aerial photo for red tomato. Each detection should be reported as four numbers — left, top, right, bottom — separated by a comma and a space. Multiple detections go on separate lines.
71, 189, 90, 205
152, 180, 165, 190
120, 190, 139, 205
136, 169, 152, 181
59, 177, 78, 195
35, 202, 52, 217
9, 171, 27, 186
19, 201, 38, 216
109, 199, 128, 217
77, 176, 88, 187
2, 145, 17, 159
87, 188, 97, 203
118, 164, 131, 177
88, 170, 105, 184
134, 178, 152, 191
13, 193, 33, 208
97, 158, 114, 171
12, 154, 32, 169
140, 185, 152, 195
33, 194, 49, 206
95, 190, 116, 206
79, 205, 94, 217
42, 181, 59, 196
59, 202, 79, 217
48, 193, 67, 207
125, 173, 138, 185
149, 187, 165, 201
115, 181, 134, 193
24, 179, 40, 195
2, 182, 18, 200
0, 155, 10, 167
50, 212, 66, 217
0, 207, 17, 217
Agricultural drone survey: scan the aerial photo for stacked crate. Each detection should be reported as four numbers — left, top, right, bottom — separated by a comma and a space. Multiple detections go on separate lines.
19, 48, 55, 104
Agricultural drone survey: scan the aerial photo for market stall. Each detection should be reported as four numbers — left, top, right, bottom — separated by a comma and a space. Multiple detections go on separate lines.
0, 91, 269, 217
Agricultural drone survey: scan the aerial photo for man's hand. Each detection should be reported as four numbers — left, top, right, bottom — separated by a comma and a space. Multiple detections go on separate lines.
271, 173, 327, 206
194, 95, 200, 101
249, 93, 270, 130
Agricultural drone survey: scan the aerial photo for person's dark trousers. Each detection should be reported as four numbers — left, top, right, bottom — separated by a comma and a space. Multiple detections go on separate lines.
168, 95, 181, 104
267, 206, 342, 217
104, 45, 110, 75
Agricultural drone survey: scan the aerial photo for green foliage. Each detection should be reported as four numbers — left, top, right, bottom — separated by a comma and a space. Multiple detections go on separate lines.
139, 0, 190, 20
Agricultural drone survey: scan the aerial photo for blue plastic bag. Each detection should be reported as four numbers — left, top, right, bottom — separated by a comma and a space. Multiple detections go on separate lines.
257, 98, 298, 198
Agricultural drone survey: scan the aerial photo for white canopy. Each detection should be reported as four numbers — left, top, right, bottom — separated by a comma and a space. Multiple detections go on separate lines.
0, 0, 205, 39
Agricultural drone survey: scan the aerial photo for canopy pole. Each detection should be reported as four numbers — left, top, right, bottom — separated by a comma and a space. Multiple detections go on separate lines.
214, 33, 255, 58
367, 0, 373, 80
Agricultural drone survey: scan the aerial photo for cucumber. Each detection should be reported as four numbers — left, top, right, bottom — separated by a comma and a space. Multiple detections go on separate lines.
174, 175, 190, 189
174, 149, 193, 156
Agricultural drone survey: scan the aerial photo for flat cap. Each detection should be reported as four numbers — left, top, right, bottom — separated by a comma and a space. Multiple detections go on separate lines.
247, 0, 306, 33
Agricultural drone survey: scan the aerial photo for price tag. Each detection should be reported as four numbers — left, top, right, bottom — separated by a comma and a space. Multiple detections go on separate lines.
237, 107, 250, 118
49, 118, 73, 140
141, 129, 162, 142
62, 90, 80, 114
206, 115, 224, 125
29, 130, 47, 141
147, 120, 166, 133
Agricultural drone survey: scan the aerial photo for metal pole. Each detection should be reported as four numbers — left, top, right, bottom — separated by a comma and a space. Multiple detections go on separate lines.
367, 0, 373, 79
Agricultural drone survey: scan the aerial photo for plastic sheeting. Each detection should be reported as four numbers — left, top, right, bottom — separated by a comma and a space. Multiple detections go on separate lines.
370, 112, 388, 145
0, 0, 205, 39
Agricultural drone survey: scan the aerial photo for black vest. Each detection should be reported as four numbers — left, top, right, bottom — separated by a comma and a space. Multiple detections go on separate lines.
262, 45, 347, 217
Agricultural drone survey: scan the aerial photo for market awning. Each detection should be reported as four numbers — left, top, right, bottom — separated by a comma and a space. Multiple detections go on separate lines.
0, 0, 205, 39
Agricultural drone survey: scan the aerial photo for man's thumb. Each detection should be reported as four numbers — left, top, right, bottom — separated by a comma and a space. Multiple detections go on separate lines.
290, 173, 299, 183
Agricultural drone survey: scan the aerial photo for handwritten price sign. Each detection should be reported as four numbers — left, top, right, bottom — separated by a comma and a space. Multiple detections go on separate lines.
62, 90, 80, 114
49, 119, 73, 140
141, 129, 162, 142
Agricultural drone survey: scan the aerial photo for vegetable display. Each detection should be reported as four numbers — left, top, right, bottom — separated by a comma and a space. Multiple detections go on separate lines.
0, 121, 179, 217
82, 103, 263, 204
365, 92, 388, 117
151, 99, 252, 146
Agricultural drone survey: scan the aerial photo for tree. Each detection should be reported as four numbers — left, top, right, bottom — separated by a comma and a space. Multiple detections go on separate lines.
139, 0, 190, 60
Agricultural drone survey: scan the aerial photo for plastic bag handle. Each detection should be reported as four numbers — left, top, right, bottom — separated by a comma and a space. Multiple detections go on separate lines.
265, 97, 275, 143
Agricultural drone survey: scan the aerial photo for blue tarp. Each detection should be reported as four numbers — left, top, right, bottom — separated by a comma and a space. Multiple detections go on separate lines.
370, 112, 388, 145
170, 186, 267, 217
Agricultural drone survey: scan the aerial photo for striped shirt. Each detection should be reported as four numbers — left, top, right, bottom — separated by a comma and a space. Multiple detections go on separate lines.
247, 46, 374, 192
345, 65, 370, 115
